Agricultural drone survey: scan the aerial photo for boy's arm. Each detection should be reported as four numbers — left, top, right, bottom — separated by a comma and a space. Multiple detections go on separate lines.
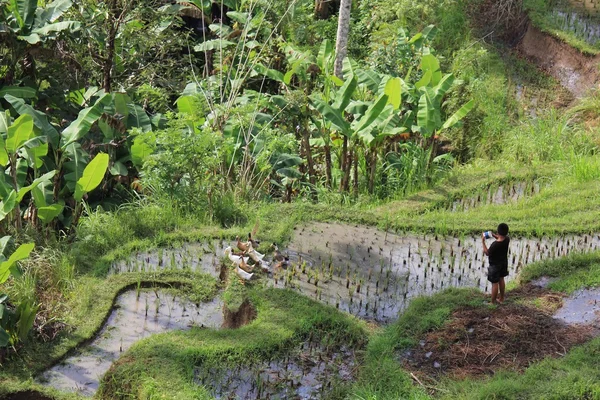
482, 233, 489, 256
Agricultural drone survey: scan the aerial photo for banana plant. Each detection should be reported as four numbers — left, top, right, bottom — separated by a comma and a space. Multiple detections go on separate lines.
0, 237, 35, 348
0, 112, 57, 230
0, 0, 80, 85
2, 91, 153, 229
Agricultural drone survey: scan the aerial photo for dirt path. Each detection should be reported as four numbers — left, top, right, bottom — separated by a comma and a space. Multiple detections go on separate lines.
402, 283, 599, 380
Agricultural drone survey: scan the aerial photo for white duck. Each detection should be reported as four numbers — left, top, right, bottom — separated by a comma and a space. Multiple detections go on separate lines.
224, 246, 249, 266
246, 244, 265, 263
236, 266, 253, 280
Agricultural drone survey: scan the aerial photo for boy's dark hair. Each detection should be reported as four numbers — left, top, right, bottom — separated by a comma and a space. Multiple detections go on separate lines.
497, 223, 509, 236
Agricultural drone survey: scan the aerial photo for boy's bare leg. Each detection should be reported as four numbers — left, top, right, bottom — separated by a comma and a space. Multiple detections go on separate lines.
498, 278, 506, 303
491, 283, 499, 304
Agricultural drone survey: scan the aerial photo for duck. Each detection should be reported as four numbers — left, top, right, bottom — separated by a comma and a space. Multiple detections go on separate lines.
236, 236, 250, 252
224, 246, 249, 266
236, 266, 253, 280
248, 232, 260, 249
238, 254, 254, 273
271, 243, 290, 263
246, 244, 265, 263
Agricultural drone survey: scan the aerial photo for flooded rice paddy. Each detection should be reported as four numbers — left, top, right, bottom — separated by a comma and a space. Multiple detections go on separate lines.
550, 8, 600, 45
39, 290, 223, 396
110, 223, 600, 323
450, 181, 541, 211
279, 223, 600, 322
194, 341, 356, 399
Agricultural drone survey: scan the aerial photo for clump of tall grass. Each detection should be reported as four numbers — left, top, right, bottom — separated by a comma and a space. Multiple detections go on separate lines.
501, 109, 598, 164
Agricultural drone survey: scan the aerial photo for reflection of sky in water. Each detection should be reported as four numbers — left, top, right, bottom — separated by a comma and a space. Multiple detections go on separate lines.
551, 8, 600, 45
284, 223, 600, 323
39, 291, 223, 397
195, 342, 357, 400
110, 224, 600, 324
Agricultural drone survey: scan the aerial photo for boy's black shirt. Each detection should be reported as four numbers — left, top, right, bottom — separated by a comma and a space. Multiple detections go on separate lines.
488, 237, 510, 267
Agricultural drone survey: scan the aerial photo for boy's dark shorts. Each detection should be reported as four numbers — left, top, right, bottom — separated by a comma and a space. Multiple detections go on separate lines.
487, 264, 508, 283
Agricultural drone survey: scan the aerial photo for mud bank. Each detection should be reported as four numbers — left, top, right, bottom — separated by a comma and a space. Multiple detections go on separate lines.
38, 290, 224, 396
518, 23, 600, 97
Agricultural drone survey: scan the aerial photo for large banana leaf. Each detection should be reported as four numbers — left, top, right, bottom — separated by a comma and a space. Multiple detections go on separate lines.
31, 20, 80, 36
316, 39, 333, 72
332, 74, 357, 112
6, 114, 34, 153
442, 99, 475, 130
353, 94, 389, 135
4, 95, 59, 147
61, 94, 111, 148
131, 135, 154, 167
10, 0, 37, 30
310, 96, 350, 135
37, 203, 63, 224
384, 77, 402, 110
0, 241, 34, 284
253, 63, 284, 83
0, 86, 36, 99
0, 191, 16, 223
420, 54, 442, 86
63, 142, 89, 192
127, 104, 152, 132
194, 39, 235, 52
0, 135, 8, 167
74, 153, 109, 202
16, 170, 56, 202
417, 87, 440, 136
434, 74, 455, 101
39, 0, 73, 23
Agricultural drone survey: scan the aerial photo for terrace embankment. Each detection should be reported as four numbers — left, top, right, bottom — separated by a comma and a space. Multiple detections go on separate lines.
517, 23, 600, 97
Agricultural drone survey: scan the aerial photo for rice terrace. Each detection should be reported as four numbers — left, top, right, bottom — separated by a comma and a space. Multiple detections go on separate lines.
1, 0, 600, 399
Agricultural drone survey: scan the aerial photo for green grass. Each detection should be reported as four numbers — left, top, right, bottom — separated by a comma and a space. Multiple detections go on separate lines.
98, 287, 369, 399
353, 245, 600, 400
352, 288, 484, 399
0, 271, 218, 382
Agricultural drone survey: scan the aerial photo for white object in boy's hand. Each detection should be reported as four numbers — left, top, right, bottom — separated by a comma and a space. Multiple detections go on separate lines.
483, 231, 494, 239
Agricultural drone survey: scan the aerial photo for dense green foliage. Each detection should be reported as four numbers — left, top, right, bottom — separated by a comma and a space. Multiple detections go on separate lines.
2, 0, 600, 398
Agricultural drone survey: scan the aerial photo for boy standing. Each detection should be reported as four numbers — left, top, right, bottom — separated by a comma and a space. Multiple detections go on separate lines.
482, 223, 510, 304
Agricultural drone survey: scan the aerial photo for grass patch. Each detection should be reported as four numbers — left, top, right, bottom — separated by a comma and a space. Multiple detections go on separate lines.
0, 270, 218, 383
98, 287, 368, 399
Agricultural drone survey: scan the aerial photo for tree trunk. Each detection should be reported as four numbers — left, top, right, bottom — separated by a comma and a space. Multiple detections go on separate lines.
368, 147, 377, 194
339, 136, 348, 191
103, 0, 122, 92
342, 144, 352, 192
333, 0, 352, 79
302, 128, 317, 200
324, 144, 332, 188
352, 146, 358, 196
315, 0, 330, 19
9, 156, 21, 231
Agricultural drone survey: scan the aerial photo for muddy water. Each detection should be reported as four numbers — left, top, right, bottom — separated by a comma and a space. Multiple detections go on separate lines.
194, 341, 356, 399
109, 240, 229, 277
555, 287, 600, 325
451, 181, 541, 212
279, 223, 600, 322
39, 290, 224, 396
